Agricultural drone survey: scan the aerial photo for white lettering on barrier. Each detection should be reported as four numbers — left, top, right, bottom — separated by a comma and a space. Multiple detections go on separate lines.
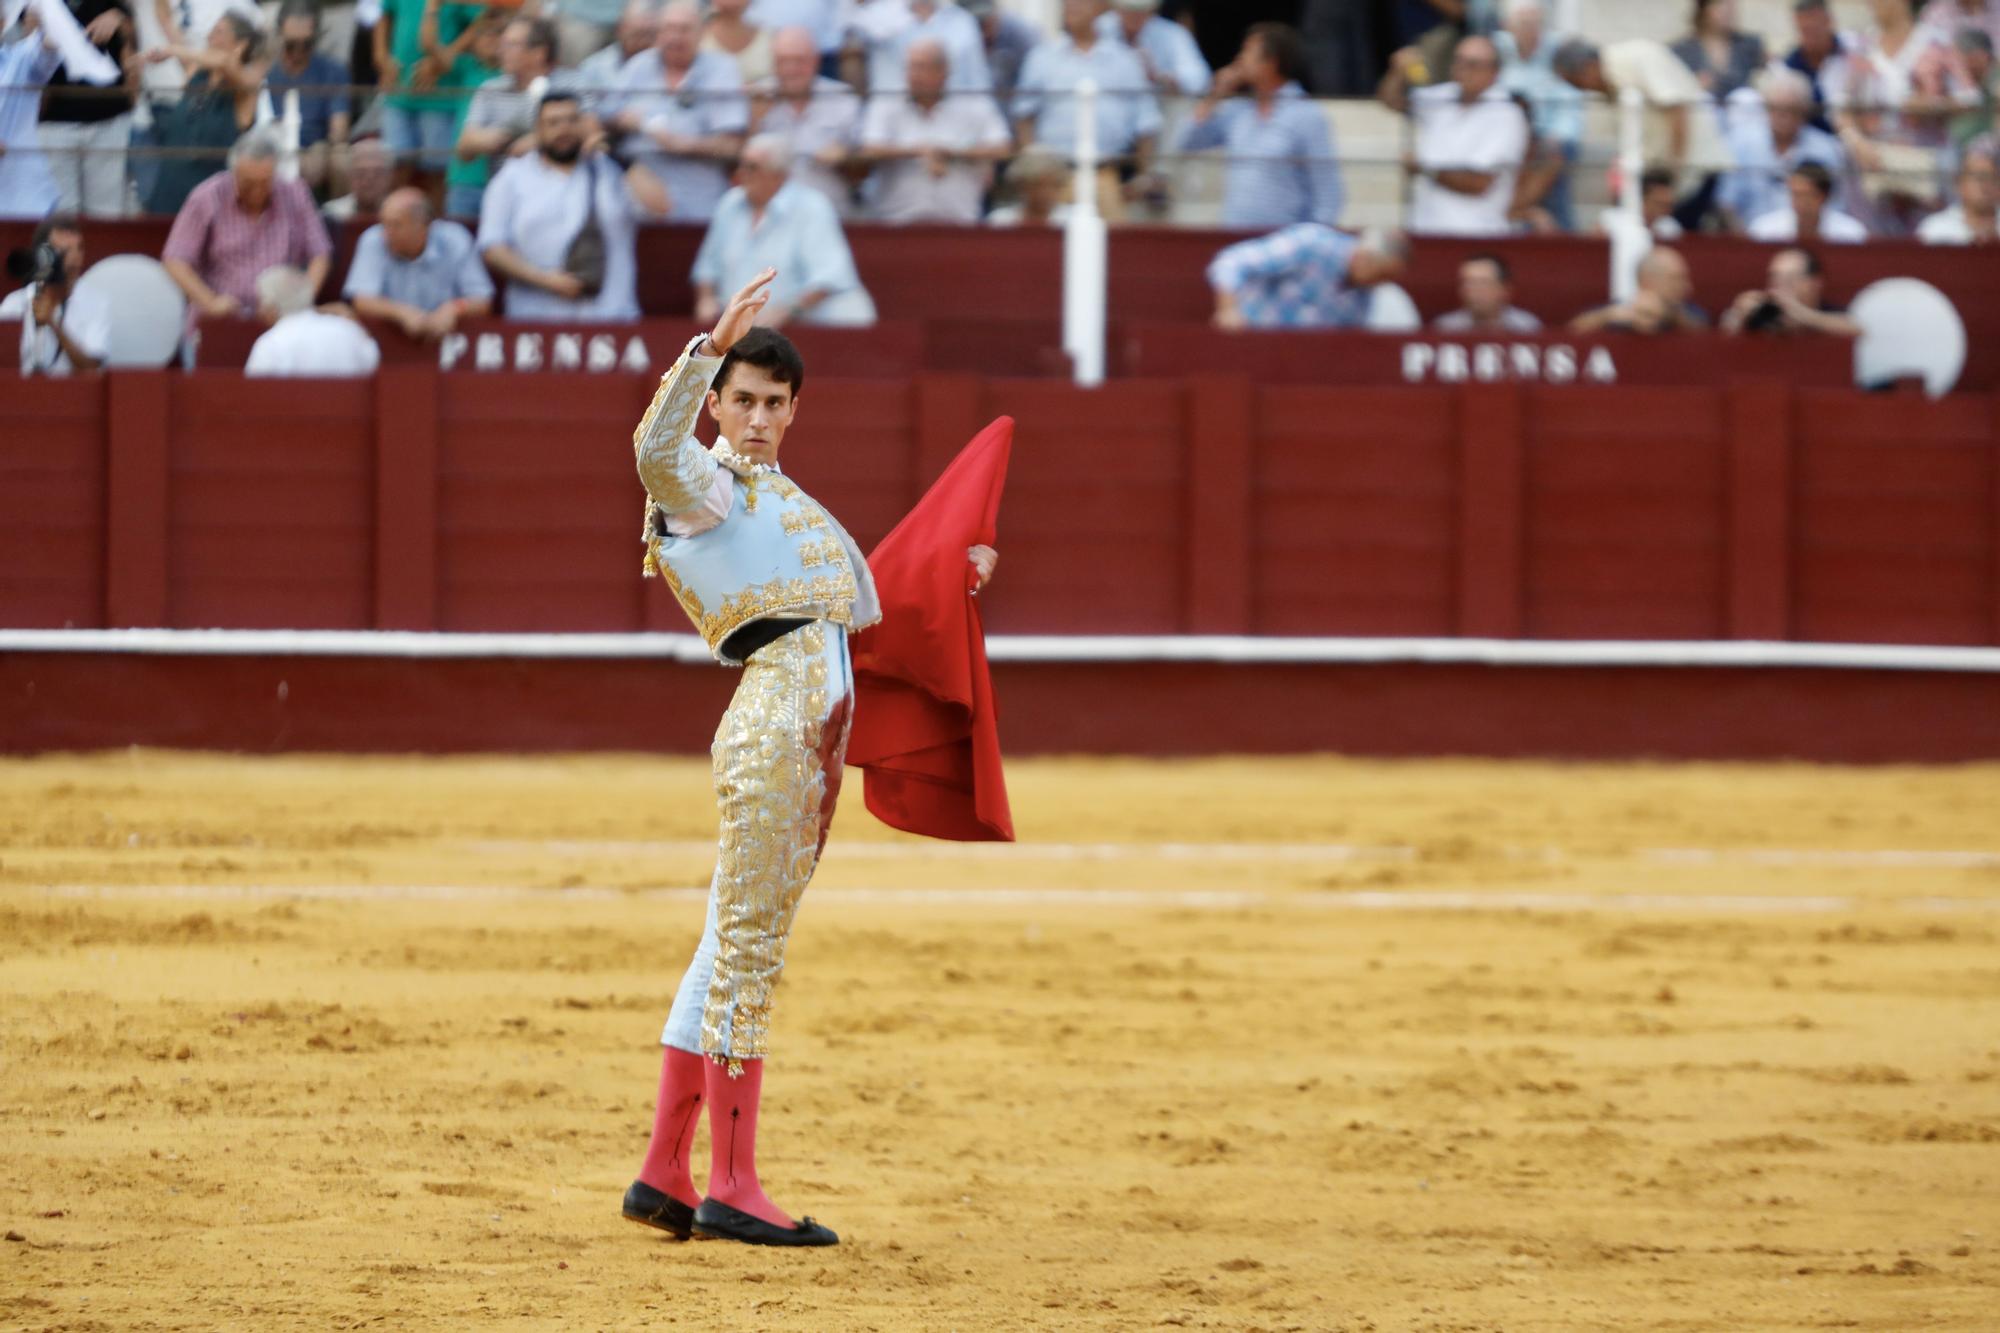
435, 331, 661, 373
474, 333, 505, 372
438, 333, 468, 370
1400, 342, 1619, 386
552, 334, 583, 370
515, 333, 544, 372
586, 335, 618, 372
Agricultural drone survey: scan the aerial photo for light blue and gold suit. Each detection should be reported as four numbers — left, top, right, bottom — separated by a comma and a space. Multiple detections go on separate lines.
634, 335, 881, 1070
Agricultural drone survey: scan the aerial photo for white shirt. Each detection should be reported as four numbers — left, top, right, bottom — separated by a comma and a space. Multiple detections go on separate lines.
2, 282, 112, 374
860, 91, 1010, 222
1916, 205, 1994, 243
1746, 206, 1870, 243
1603, 38, 1731, 173
1408, 83, 1529, 237
477, 153, 644, 321
244, 311, 381, 376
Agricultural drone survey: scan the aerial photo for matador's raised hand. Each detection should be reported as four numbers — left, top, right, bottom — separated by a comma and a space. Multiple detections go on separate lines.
701, 268, 776, 358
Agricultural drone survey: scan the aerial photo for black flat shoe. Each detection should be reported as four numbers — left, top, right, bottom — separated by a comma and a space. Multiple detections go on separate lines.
622, 1180, 695, 1240
691, 1198, 839, 1247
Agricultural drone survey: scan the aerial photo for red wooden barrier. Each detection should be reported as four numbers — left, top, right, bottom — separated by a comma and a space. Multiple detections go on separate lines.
6, 367, 1997, 649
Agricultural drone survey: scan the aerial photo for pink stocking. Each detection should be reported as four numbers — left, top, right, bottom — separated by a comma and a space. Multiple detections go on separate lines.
636, 1045, 706, 1209
703, 1057, 792, 1228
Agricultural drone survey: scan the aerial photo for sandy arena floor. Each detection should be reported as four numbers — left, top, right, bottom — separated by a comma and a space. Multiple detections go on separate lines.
3, 751, 1999, 1331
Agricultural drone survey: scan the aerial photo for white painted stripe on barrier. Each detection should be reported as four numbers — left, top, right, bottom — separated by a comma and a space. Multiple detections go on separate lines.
22, 881, 2000, 914
4, 628, 2000, 673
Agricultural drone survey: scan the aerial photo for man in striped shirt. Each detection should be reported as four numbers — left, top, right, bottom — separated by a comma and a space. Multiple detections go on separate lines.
161, 128, 332, 325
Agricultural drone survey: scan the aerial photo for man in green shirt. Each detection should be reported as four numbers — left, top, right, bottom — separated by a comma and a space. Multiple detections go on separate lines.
374, 0, 490, 175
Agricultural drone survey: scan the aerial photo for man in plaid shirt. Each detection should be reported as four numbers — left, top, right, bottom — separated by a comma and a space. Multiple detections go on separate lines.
1207, 224, 1408, 329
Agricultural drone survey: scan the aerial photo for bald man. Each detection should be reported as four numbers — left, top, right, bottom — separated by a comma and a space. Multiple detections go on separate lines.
1569, 248, 1709, 335
342, 186, 496, 340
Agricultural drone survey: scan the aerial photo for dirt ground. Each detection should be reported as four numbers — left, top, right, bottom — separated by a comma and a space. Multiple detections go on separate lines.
3, 751, 1998, 1332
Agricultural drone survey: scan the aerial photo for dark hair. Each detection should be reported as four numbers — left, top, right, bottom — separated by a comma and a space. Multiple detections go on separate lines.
1462, 252, 1511, 283
1957, 27, 1995, 57
276, 1, 318, 34
1793, 0, 1829, 11
1246, 22, 1307, 87
1790, 161, 1835, 199
1640, 165, 1676, 192
1693, 0, 1725, 27
1777, 245, 1824, 277
537, 90, 582, 115
514, 15, 559, 65
31, 211, 82, 247
716, 327, 805, 399
217, 11, 264, 60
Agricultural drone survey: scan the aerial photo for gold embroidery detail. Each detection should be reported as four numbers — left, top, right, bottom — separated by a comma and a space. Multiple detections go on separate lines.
634, 339, 723, 573
797, 536, 845, 569
699, 621, 850, 1063
781, 508, 828, 536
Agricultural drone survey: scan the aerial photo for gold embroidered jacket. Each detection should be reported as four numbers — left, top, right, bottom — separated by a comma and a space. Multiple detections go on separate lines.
633, 335, 882, 664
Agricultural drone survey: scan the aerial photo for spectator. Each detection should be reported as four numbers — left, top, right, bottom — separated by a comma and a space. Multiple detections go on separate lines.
1207, 225, 1410, 330
1014, 0, 1161, 220
1640, 164, 1686, 237
245, 264, 381, 374
1719, 245, 1860, 336
440, 11, 504, 219
1434, 252, 1541, 331
851, 0, 991, 96
1825, 0, 1972, 226
1570, 247, 1708, 334
265, 3, 353, 197
325, 136, 394, 219
1302, 0, 1378, 98
372, 0, 484, 177
691, 132, 876, 326
858, 38, 1011, 222
477, 91, 670, 321
704, 0, 774, 85
604, 0, 748, 222
37, 0, 135, 218
1917, 138, 2000, 237
1, 213, 110, 374
1496, 0, 1583, 231
1553, 37, 1731, 205
1396, 33, 1528, 236
747, 0, 841, 59
1948, 28, 1999, 146
548, 0, 625, 69
1179, 21, 1342, 229
985, 141, 1070, 224
962, 0, 1039, 107
142, 8, 267, 214
1671, 0, 1767, 101
1748, 161, 1870, 240
162, 128, 332, 323
1096, 0, 1210, 98
751, 25, 863, 212
452, 15, 580, 219
577, 0, 660, 91
342, 186, 495, 338
0, 1, 65, 221
1719, 66, 1847, 230
1783, 0, 1853, 128
1919, 0, 2000, 47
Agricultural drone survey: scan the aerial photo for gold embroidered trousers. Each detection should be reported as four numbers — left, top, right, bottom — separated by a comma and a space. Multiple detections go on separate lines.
659, 621, 853, 1067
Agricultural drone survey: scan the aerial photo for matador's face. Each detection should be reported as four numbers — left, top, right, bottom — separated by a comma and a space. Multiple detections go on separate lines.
707, 363, 799, 467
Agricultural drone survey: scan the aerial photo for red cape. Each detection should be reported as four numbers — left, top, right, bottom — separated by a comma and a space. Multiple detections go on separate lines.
847, 418, 1015, 842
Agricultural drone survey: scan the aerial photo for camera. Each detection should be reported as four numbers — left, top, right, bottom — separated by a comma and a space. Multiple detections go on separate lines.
5, 243, 66, 289
1743, 297, 1786, 333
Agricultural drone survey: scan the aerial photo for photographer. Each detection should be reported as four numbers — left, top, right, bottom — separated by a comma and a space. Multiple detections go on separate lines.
1, 214, 109, 375
1720, 245, 1861, 338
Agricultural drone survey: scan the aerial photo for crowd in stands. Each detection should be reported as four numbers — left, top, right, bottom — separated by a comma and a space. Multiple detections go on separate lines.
6, 0, 2000, 375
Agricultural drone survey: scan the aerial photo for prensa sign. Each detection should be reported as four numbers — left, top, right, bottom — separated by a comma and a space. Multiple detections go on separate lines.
1401, 342, 1619, 385
440, 331, 657, 373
